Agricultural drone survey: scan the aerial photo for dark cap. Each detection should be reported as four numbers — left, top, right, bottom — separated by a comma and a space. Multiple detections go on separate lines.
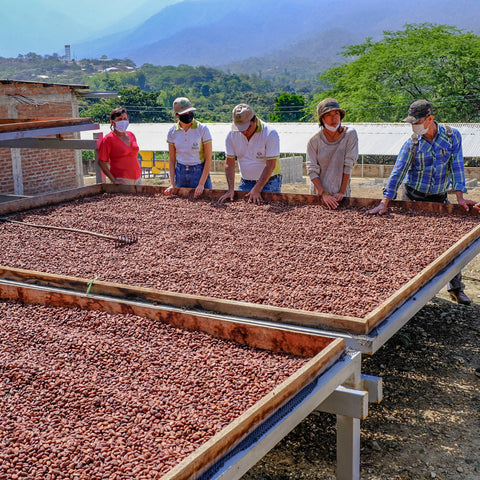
402, 100, 434, 123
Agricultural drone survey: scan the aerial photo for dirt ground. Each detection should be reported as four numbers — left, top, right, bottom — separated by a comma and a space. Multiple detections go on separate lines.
93, 173, 480, 479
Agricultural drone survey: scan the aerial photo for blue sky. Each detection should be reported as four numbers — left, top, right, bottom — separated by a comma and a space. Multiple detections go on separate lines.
0, 0, 185, 57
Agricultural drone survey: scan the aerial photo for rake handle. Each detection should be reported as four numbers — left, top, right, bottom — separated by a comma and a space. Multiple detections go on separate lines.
0, 217, 123, 242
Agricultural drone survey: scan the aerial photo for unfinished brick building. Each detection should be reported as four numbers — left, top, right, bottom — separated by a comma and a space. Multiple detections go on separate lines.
0, 80, 95, 196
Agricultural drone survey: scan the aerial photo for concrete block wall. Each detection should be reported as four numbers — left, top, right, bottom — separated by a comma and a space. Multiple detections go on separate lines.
0, 81, 83, 196
278, 155, 305, 184
212, 156, 305, 184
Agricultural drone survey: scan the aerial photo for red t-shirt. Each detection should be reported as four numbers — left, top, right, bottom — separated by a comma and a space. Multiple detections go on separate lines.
98, 131, 141, 180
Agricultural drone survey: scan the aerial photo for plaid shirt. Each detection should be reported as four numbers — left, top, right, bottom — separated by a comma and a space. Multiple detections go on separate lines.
383, 123, 466, 199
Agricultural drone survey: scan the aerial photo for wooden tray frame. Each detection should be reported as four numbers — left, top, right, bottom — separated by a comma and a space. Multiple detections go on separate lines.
0, 271, 345, 480
1, 184, 479, 335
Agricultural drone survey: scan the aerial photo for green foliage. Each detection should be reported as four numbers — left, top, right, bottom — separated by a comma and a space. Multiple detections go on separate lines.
271, 93, 307, 122
314, 23, 480, 122
80, 87, 170, 123
80, 64, 284, 123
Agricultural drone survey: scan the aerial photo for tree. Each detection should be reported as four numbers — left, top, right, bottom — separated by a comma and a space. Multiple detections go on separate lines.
80, 87, 170, 123
271, 92, 306, 122
314, 23, 480, 122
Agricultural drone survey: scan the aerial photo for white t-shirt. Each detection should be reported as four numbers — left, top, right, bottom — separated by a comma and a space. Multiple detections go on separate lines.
167, 120, 212, 165
225, 120, 280, 180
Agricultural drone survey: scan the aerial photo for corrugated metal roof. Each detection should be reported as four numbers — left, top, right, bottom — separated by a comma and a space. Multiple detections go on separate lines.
81, 122, 480, 157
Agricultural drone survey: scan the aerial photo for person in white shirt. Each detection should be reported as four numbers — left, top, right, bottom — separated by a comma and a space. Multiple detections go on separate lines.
165, 97, 212, 198
219, 104, 281, 205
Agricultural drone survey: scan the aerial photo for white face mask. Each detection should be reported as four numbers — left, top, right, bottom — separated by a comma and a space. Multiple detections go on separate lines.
412, 120, 429, 136
114, 120, 129, 132
323, 122, 340, 132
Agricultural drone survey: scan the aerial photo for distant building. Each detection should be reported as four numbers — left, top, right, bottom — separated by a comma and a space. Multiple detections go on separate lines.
64, 45, 71, 62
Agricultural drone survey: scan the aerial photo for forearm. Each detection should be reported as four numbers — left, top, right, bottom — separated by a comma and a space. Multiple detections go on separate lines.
224, 158, 236, 191
339, 173, 350, 195
168, 145, 176, 187
198, 144, 212, 186
98, 160, 116, 183
311, 177, 326, 195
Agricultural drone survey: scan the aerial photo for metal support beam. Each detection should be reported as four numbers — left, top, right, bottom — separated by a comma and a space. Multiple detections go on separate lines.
316, 374, 381, 480
0, 122, 99, 141
317, 386, 368, 419
202, 352, 362, 480
336, 415, 361, 480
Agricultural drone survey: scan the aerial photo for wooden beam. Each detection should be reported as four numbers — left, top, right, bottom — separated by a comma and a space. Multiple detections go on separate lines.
0, 266, 367, 334
0, 138, 98, 150
0, 185, 102, 215
162, 340, 345, 480
365, 223, 480, 329
0, 117, 95, 132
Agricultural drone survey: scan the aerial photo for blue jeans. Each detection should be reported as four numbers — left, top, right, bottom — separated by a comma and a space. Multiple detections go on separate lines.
238, 174, 282, 193
175, 163, 212, 189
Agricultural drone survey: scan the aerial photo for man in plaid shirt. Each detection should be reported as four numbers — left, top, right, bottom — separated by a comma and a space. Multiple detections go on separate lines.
367, 100, 477, 305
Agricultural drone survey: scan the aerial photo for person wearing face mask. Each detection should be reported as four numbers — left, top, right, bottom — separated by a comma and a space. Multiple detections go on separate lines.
165, 97, 212, 198
219, 104, 282, 205
366, 99, 477, 305
97, 107, 141, 185
305, 98, 359, 209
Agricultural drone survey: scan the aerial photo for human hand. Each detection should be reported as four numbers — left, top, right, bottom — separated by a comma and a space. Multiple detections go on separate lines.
164, 185, 176, 196
366, 200, 389, 215
459, 198, 476, 212
245, 187, 263, 205
321, 193, 339, 209
474, 203, 480, 211
194, 184, 204, 198
333, 192, 345, 202
219, 189, 235, 203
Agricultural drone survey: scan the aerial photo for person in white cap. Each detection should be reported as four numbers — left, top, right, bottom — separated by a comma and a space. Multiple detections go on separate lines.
165, 97, 212, 198
219, 104, 281, 204
306, 98, 358, 209
367, 99, 476, 305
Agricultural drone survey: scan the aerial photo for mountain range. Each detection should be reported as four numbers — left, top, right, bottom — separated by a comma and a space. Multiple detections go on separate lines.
3, 0, 480, 80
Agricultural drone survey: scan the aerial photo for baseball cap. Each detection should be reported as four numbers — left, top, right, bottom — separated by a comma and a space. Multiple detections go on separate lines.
173, 97, 196, 115
232, 104, 255, 131
402, 100, 433, 123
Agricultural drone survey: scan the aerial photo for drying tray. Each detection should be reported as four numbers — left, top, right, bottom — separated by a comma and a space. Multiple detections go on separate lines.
0, 184, 479, 346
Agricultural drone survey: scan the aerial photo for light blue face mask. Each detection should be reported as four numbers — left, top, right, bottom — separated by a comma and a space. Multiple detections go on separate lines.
412, 122, 429, 136
114, 120, 129, 132
324, 122, 340, 132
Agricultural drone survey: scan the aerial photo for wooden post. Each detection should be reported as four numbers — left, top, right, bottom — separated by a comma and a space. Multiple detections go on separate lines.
93, 132, 104, 184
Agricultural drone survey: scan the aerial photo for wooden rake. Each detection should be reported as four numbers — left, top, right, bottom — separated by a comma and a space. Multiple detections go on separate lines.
0, 217, 137, 248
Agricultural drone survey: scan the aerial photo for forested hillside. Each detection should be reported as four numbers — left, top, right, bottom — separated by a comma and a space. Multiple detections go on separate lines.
2, 23, 480, 124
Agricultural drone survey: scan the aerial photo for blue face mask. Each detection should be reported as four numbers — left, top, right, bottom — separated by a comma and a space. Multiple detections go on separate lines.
178, 112, 194, 124
114, 120, 129, 132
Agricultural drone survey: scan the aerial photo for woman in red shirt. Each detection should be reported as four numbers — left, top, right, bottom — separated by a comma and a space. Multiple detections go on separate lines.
98, 107, 141, 185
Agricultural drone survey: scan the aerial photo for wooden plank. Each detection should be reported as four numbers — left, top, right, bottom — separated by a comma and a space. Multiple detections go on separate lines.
0, 279, 345, 480
0, 266, 367, 334
100, 184, 480, 216
153, 340, 345, 480
0, 185, 102, 215
365, 223, 480, 329
0, 276, 343, 358
0, 117, 95, 132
